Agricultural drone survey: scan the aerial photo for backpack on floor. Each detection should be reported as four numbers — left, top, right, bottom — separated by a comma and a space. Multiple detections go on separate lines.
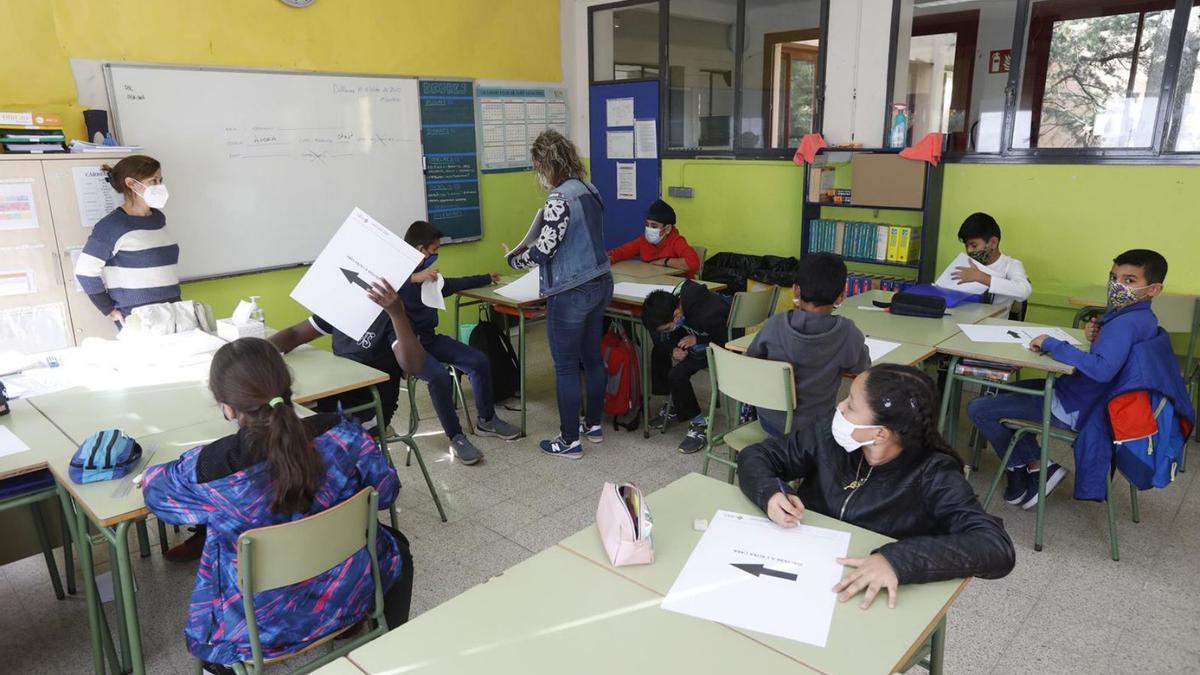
602, 323, 641, 429
469, 319, 520, 402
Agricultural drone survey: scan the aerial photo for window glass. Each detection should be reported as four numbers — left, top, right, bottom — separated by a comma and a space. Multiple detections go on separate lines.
1168, 5, 1200, 151
740, 0, 822, 150
667, 0, 737, 151
592, 3, 660, 82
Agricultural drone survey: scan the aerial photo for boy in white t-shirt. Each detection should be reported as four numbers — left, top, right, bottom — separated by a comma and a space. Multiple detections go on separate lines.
934, 212, 1031, 308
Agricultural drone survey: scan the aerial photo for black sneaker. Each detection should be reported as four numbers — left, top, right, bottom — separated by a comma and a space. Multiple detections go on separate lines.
650, 399, 677, 431
678, 422, 707, 454
1002, 468, 1030, 505
1022, 462, 1069, 510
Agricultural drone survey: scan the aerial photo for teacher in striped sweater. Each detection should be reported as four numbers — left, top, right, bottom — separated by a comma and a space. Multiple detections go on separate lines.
75, 154, 180, 325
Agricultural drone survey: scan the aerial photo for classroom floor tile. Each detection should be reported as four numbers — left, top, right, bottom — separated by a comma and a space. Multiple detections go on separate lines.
4, 325, 1199, 673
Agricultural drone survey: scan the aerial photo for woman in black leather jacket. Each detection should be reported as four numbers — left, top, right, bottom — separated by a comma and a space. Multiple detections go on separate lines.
737, 364, 1015, 610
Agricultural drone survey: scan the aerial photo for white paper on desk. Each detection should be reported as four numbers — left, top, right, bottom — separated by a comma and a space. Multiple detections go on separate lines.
958, 323, 1081, 346
0, 426, 31, 458
291, 208, 424, 341
613, 281, 677, 301
421, 274, 446, 310
495, 268, 541, 302
606, 97, 635, 127
607, 131, 635, 160
865, 337, 902, 362
662, 510, 850, 648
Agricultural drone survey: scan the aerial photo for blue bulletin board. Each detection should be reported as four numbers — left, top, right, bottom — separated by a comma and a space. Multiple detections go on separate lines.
588, 80, 661, 250
419, 80, 482, 242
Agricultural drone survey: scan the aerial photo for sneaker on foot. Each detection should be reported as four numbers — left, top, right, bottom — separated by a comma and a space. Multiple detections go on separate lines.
579, 417, 604, 444
678, 422, 707, 454
649, 400, 677, 430
165, 530, 206, 563
450, 433, 484, 465
1003, 468, 1030, 505
1022, 462, 1068, 510
476, 415, 521, 441
540, 436, 583, 459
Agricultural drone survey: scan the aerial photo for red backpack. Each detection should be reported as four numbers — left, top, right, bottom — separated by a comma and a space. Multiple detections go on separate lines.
602, 323, 641, 422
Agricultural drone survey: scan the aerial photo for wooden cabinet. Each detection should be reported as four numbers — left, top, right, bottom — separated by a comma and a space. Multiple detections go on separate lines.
0, 153, 129, 353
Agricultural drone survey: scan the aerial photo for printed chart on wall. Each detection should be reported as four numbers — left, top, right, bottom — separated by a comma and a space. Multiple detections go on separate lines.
72, 166, 122, 228
0, 180, 38, 231
476, 83, 568, 172
419, 80, 482, 242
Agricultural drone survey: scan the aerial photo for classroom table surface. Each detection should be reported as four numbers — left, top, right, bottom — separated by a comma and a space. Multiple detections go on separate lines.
0, 399, 74, 481
610, 259, 687, 278
310, 658, 367, 675
934, 318, 1087, 374
834, 290, 1008, 347
454, 275, 546, 308
347, 544, 809, 675
1068, 286, 1107, 308
557, 473, 967, 675
724, 332, 937, 367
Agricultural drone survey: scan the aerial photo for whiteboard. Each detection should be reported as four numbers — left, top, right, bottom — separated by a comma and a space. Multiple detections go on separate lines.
106, 64, 427, 279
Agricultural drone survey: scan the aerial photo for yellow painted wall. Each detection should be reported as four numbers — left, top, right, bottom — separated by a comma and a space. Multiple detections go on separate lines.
0, 0, 559, 337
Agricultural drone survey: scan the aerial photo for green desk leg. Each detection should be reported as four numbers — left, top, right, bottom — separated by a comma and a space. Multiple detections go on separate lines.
1033, 375, 1056, 552
518, 310, 527, 436
108, 519, 144, 674
929, 616, 947, 675
637, 322, 651, 439
59, 487, 118, 675
937, 356, 961, 440
135, 520, 151, 559
110, 536, 131, 672
368, 385, 401, 530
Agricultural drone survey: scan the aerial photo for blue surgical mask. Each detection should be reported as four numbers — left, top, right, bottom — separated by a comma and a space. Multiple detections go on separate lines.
420, 253, 438, 270
645, 226, 665, 245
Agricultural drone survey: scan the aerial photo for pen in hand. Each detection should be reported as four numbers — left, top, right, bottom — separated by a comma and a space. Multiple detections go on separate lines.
776, 478, 791, 498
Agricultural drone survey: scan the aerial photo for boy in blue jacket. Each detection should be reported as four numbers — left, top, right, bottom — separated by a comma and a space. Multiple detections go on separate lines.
398, 221, 521, 464
968, 249, 1167, 509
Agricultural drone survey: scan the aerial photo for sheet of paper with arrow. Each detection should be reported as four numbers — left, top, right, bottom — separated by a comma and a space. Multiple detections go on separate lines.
661, 510, 850, 647
291, 207, 425, 340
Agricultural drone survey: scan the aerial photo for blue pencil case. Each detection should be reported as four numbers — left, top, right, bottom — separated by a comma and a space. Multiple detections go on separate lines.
904, 283, 982, 308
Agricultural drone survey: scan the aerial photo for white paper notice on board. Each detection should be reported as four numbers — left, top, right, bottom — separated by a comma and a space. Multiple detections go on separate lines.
0, 270, 35, 297
634, 120, 658, 158
0, 181, 39, 231
72, 166, 123, 229
616, 163, 637, 200
0, 302, 72, 355
290, 208, 424, 341
607, 131, 635, 160
606, 97, 635, 127
662, 510, 850, 648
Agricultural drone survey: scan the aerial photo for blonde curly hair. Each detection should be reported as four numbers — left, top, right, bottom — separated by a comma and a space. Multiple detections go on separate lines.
530, 130, 586, 189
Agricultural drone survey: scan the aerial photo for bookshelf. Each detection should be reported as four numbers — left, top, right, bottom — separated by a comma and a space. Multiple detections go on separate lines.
801, 147, 942, 284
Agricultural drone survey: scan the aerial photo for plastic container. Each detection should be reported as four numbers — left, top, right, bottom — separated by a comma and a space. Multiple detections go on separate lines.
888, 103, 908, 149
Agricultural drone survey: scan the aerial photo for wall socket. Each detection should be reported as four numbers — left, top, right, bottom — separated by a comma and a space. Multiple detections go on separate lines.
667, 186, 694, 198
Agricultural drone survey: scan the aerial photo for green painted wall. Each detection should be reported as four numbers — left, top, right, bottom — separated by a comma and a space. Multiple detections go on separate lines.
182, 170, 546, 345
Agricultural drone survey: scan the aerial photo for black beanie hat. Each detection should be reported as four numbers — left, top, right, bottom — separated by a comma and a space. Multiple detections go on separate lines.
646, 199, 676, 225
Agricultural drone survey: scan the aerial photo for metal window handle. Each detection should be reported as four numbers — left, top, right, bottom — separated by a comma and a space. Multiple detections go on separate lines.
51, 251, 65, 286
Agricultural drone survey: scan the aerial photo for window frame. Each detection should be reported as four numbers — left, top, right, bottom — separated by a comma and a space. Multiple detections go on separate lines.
587, 0, 830, 160
933, 0, 1200, 165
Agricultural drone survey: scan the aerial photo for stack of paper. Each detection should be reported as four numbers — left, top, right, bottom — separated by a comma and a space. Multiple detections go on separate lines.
68, 139, 142, 153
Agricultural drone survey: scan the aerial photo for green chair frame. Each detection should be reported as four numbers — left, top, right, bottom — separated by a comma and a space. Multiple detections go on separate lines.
725, 288, 776, 344
981, 419, 1139, 561
0, 485, 75, 600
691, 244, 707, 278
701, 345, 795, 483
192, 488, 389, 675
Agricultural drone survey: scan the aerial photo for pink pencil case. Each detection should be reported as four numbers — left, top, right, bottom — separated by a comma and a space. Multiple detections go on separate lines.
596, 482, 654, 566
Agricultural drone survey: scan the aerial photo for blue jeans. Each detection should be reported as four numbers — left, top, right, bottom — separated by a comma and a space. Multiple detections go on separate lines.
545, 274, 613, 442
415, 334, 495, 440
966, 379, 1072, 469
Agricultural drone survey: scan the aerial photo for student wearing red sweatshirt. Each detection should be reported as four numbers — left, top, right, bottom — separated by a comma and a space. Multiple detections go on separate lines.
607, 199, 701, 276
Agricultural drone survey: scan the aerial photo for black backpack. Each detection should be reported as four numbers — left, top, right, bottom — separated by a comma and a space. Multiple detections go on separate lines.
469, 319, 520, 402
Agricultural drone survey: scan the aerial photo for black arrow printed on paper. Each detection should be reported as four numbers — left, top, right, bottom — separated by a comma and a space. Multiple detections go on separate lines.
340, 268, 371, 290
731, 563, 798, 581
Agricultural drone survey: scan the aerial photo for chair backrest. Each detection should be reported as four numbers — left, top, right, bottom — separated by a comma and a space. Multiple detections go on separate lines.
727, 288, 776, 340
768, 285, 792, 317
238, 488, 375, 593
691, 244, 707, 277
1151, 295, 1200, 374
708, 344, 796, 413
1007, 300, 1028, 322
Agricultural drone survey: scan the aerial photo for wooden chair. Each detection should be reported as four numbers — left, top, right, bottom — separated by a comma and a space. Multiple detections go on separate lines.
701, 345, 795, 483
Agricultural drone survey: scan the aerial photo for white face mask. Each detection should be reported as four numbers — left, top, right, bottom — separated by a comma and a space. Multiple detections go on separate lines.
831, 407, 882, 452
537, 172, 552, 191
645, 226, 665, 245
134, 179, 169, 209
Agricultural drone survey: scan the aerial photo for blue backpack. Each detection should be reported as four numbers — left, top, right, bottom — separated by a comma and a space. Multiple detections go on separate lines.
1110, 391, 1193, 490
70, 429, 143, 484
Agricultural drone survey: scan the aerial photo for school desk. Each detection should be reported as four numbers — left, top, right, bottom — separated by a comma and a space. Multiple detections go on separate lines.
935, 317, 1086, 553
346, 545, 808, 674
835, 290, 1008, 346
554, 472, 964, 675
724, 332, 937, 368
610, 258, 688, 279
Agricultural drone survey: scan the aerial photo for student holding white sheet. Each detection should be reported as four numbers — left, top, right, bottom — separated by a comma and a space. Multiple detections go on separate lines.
933, 212, 1031, 309
737, 365, 1014, 608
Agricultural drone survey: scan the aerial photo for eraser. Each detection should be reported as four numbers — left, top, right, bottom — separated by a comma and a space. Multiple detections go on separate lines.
693, 519, 708, 531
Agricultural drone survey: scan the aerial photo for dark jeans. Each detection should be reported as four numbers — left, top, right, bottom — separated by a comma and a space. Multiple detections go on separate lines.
546, 273, 613, 442
650, 337, 707, 422
415, 334, 495, 440
966, 378, 1072, 469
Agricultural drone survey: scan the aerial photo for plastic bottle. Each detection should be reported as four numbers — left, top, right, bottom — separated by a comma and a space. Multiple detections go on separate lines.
248, 295, 265, 327
888, 103, 908, 148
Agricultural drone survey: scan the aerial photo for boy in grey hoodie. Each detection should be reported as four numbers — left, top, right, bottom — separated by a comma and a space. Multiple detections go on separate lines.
746, 253, 871, 436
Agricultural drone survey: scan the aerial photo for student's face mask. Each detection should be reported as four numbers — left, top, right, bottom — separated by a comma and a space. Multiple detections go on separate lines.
537, 172, 553, 191
966, 247, 991, 265
133, 179, 169, 209
420, 253, 439, 269
1107, 279, 1150, 309
830, 407, 882, 452
645, 225, 667, 245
